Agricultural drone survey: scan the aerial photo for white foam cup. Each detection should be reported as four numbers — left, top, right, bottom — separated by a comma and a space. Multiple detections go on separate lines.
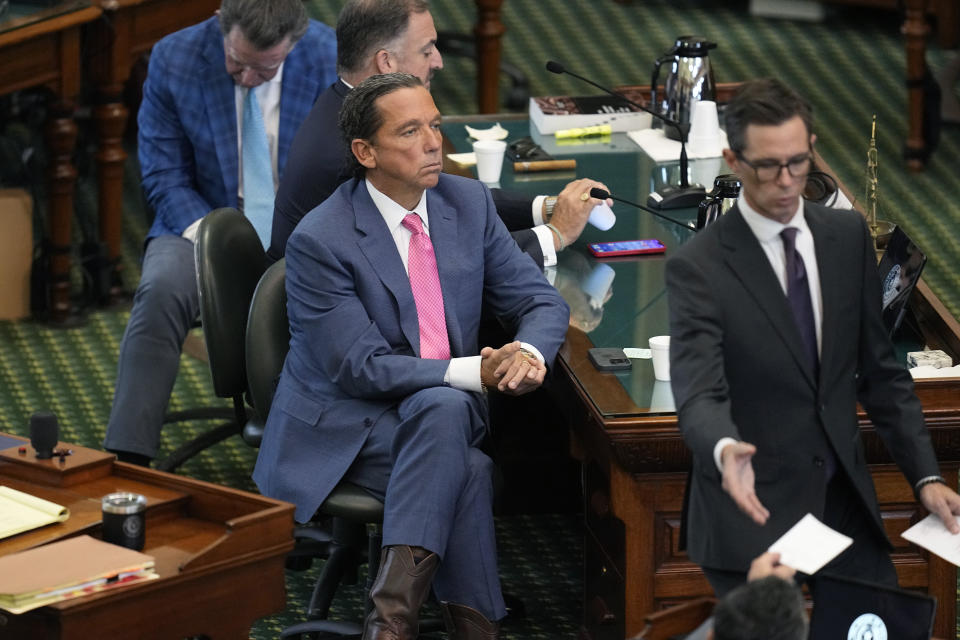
649, 335, 671, 381
588, 202, 616, 230
473, 139, 507, 184
687, 100, 722, 157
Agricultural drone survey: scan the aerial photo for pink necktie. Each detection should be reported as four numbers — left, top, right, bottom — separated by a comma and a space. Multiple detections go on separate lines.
402, 213, 450, 359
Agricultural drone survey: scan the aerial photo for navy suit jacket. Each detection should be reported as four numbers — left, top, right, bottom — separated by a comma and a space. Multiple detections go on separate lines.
253, 174, 570, 522
268, 80, 544, 265
138, 17, 337, 241
666, 202, 940, 572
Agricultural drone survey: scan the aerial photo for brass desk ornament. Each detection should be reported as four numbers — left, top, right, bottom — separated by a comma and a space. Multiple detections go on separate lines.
864, 115, 895, 255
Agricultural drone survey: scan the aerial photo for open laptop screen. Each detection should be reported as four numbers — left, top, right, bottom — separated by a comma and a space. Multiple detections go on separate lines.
808, 574, 935, 639
877, 225, 927, 338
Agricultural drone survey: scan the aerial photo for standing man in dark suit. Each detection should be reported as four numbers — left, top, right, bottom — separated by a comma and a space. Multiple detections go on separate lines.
665, 78, 960, 598
103, 0, 337, 465
253, 73, 569, 639
268, 0, 609, 268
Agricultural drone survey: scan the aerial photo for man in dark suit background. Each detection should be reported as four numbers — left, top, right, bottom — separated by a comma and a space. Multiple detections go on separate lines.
268, 0, 609, 268
253, 73, 569, 639
103, 0, 337, 465
665, 77, 960, 598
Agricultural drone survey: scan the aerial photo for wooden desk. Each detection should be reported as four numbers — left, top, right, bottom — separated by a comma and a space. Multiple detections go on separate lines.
0, 436, 295, 639
442, 117, 960, 640
0, 2, 102, 324
84, 0, 221, 303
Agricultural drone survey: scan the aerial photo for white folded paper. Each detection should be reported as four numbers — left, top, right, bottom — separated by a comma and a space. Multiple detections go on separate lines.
768, 513, 852, 575
902, 513, 960, 566
465, 123, 509, 141
627, 127, 730, 163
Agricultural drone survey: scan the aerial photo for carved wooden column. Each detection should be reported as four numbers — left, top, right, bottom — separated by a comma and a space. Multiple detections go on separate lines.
474, 0, 505, 113
88, 4, 133, 304
45, 97, 80, 323
902, 0, 930, 172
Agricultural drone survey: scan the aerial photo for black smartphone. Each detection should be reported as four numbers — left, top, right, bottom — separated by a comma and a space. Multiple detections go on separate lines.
587, 347, 632, 371
588, 239, 666, 258
506, 136, 553, 162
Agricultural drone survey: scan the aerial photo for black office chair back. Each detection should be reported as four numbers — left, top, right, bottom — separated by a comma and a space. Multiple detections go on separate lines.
245, 259, 288, 424
195, 208, 267, 401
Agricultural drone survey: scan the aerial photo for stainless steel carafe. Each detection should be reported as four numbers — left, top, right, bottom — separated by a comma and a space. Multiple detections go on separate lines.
697, 174, 740, 230
651, 36, 717, 140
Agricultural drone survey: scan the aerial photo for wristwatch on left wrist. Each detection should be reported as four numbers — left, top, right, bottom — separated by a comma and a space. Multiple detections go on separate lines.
543, 196, 558, 222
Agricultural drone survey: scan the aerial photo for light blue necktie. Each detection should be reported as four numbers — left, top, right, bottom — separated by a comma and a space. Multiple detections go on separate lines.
242, 88, 274, 249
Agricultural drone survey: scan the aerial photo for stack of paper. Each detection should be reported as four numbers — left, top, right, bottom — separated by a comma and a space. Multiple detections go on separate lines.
0, 486, 70, 540
0, 535, 157, 613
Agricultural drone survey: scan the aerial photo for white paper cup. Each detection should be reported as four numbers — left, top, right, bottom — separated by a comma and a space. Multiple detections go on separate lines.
649, 335, 671, 381
687, 100, 722, 157
588, 203, 616, 231
473, 139, 507, 184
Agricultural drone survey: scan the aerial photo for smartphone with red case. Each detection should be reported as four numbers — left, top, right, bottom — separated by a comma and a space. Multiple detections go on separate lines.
587, 239, 666, 258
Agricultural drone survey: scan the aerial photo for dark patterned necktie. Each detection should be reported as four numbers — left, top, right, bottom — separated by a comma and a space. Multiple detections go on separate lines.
781, 227, 818, 376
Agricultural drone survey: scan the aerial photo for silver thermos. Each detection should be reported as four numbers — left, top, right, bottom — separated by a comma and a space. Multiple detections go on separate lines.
651, 36, 717, 140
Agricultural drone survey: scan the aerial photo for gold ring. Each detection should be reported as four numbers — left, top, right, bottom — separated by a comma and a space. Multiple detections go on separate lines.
580, 192, 590, 202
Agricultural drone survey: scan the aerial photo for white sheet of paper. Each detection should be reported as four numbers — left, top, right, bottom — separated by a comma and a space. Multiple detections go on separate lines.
626, 128, 729, 162
446, 152, 476, 166
768, 513, 852, 575
623, 348, 652, 359
902, 513, 960, 565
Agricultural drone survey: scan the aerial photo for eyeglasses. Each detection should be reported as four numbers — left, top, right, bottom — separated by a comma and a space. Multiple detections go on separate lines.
735, 151, 812, 183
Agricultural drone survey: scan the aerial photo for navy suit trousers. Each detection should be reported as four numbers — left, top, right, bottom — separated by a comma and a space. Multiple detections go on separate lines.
343, 386, 505, 621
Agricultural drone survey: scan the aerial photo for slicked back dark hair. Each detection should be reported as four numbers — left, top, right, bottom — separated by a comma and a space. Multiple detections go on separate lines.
218, 0, 309, 50
713, 576, 808, 640
725, 77, 813, 153
339, 72, 424, 179
336, 0, 431, 76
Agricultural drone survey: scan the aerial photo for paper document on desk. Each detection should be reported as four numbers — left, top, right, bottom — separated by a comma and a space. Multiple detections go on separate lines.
0, 485, 70, 540
627, 128, 729, 162
902, 513, 960, 565
768, 513, 852, 575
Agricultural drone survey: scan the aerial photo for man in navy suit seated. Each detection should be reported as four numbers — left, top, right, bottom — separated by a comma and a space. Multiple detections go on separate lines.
268, 0, 610, 269
103, 0, 337, 465
253, 73, 570, 639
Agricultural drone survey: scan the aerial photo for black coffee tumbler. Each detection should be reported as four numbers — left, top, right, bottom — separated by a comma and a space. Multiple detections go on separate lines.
29, 411, 59, 459
101, 492, 147, 550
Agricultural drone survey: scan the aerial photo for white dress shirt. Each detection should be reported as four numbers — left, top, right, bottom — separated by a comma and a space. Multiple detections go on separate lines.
365, 179, 544, 393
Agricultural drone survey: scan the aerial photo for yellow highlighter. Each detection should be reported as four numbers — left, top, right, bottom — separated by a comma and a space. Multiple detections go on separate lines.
554, 124, 613, 139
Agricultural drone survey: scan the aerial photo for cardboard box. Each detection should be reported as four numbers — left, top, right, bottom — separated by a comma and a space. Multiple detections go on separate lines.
0, 189, 33, 320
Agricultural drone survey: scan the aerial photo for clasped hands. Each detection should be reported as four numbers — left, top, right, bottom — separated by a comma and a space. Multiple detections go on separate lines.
480, 341, 545, 396
720, 440, 960, 533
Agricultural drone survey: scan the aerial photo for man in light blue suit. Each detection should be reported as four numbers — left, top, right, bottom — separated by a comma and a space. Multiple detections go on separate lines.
253, 73, 570, 639
103, 0, 337, 464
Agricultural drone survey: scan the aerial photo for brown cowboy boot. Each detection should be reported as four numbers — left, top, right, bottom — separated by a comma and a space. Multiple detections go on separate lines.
441, 601, 500, 640
361, 545, 440, 640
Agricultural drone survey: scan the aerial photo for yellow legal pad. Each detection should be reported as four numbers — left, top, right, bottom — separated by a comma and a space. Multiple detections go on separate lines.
0, 535, 157, 614
0, 486, 70, 540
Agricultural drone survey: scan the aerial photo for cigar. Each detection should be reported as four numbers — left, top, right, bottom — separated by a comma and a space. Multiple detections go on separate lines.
513, 159, 577, 173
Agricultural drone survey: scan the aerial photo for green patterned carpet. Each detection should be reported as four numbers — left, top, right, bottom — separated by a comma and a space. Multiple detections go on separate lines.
1, 0, 959, 638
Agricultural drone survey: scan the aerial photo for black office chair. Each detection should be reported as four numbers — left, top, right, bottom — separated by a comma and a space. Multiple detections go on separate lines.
155, 208, 266, 472
244, 259, 391, 639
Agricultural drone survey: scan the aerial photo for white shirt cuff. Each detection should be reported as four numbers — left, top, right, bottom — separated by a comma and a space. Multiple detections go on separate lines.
533, 225, 558, 267
444, 355, 483, 393
532, 194, 547, 225
714, 437, 739, 472
181, 217, 203, 243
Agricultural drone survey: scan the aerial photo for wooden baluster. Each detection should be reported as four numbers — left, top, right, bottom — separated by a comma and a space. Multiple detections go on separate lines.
474, 0, 505, 113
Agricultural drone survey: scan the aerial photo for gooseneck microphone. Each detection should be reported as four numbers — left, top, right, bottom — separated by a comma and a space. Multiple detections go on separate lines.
589, 188, 693, 232
546, 61, 706, 210
29, 411, 59, 459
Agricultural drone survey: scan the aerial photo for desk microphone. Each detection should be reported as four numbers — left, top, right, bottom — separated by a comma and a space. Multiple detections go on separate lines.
589, 188, 694, 232
545, 61, 705, 210
30, 411, 59, 459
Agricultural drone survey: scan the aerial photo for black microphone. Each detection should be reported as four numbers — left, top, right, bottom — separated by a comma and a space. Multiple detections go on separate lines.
546, 60, 705, 210
589, 188, 694, 232
30, 411, 59, 459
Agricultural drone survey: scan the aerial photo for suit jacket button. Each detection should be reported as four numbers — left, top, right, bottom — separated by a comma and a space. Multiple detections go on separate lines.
813, 456, 824, 468
364, 418, 373, 427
